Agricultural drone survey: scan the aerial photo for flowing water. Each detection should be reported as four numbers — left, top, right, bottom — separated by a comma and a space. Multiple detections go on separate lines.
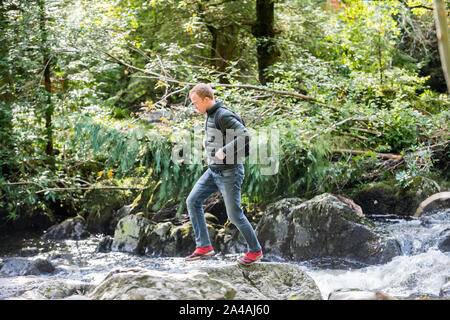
0, 209, 449, 300
301, 209, 450, 299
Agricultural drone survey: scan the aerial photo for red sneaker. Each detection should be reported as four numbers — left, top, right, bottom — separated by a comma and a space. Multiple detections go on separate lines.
185, 246, 215, 261
237, 250, 263, 265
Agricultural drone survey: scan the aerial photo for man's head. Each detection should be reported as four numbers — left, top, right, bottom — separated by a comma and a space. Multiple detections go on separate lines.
189, 83, 215, 115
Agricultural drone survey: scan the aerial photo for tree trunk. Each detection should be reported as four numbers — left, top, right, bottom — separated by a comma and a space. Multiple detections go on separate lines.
0, 0, 13, 103
39, 0, 54, 164
253, 0, 279, 85
206, 23, 239, 83
0, 0, 15, 177
433, 0, 450, 93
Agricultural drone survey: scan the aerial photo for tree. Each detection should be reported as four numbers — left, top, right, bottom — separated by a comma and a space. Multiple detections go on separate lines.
38, 0, 55, 164
252, 0, 279, 84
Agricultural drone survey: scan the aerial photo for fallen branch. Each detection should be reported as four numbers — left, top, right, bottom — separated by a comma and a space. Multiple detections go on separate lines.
35, 186, 146, 194
333, 149, 403, 160
309, 117, 370, 140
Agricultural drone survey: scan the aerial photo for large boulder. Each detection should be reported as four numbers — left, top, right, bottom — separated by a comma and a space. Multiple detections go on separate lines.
111, 214, 153, 254
42, 217, 90, 240
88, 263, 322, 300
353, 177, 441, 216
256, 194, 401, 265
111, 214, 217, 256
255, 198, 305, 257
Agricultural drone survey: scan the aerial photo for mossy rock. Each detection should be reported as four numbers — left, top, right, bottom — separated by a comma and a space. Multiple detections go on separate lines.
353, 176, 441, 216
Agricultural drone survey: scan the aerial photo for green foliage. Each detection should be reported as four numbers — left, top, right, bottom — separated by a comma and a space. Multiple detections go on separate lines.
1, 0, 448, 225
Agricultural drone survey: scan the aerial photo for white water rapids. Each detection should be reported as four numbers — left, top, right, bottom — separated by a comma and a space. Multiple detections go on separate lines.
304, 209, 450, 299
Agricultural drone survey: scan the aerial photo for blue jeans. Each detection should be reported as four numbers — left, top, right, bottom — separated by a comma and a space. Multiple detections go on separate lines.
186, 164, 262, 253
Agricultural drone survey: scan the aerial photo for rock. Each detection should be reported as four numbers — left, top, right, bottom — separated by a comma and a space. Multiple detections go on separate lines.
203, 192, 228, 225
0, 257, 55, 276
438, 228, 450, 253
414, 192, 450, 217
255, 194, 401, 265
111, 214, 221, 257
88, 263, 322, 300
0, 276, 93, 300
287, 194, 401, 265
396, 177, 441, 216
328, 288, 397, 300
42, 217, 90, 240
96, 236, 113, 253
255, 198, 304, 257
111, 214, 153, 254
439, 281, 450, 299
353, 177, 441, 216
352, 181, 398, 215
109, 204, 133, 231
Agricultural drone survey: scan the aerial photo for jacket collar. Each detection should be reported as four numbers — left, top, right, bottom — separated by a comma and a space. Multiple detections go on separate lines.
206, 100, 223, 116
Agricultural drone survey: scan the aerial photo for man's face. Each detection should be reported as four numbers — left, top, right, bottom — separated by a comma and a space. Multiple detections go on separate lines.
190, 92, 213, 115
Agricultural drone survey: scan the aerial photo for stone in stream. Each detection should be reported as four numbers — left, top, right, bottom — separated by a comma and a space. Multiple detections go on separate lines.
0, 275, 93, 300
328, 288, 397, 300
439, 281, 450, 299
88, 262, 322, 300
352, 176, 441, 216
437, 228, 450, 253
256, 193, 402, 265
42, 217, 90, 240
0, 257, 55, 276
413, 192, 450, 217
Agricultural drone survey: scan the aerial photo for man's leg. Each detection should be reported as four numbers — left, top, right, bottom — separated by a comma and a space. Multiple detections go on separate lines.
214, 165, 262, 253
186, 168, 219, 248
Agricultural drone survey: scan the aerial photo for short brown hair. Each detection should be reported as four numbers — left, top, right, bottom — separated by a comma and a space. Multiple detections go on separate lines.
189, 83, 215, 100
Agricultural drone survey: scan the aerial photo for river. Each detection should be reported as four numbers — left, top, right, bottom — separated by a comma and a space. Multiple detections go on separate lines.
0, 209, 449, 300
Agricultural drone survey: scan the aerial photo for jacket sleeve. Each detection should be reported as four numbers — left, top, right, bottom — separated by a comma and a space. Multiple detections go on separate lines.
218, 112, 250, 157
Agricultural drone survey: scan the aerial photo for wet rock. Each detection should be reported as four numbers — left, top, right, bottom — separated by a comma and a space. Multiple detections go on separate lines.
111, 214, 153, 254
439, 281, 450, 299
42, 217, 90, 240
88, 262, 322, 300
438, 228, 450, 253
96, 236, 113, 253
109, 204, 133, 232
257, 194, 401, 265
19, 247, 39, 257
288, 194, 401, 265
328, 288, 397, 300
414, 192, 450, 217
0, 257, 55, 276
111, 214, 221, 257
353, 177, 441, 216
203, 192, 228, 225
0, 276, 93, 300
255, 198, 304, 257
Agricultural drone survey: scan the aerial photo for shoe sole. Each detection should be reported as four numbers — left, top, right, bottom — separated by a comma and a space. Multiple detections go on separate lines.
185, 251, 215, 262
237, 254, 263, 266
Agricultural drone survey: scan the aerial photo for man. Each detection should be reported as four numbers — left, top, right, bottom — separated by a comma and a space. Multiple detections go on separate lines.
185, 83, 263, 265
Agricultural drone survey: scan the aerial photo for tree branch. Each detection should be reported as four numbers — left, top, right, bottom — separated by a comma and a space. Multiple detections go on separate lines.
102, 50, 324, 104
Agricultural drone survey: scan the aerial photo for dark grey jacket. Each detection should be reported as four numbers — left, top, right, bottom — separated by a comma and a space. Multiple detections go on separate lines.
205, 100, 250, 171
